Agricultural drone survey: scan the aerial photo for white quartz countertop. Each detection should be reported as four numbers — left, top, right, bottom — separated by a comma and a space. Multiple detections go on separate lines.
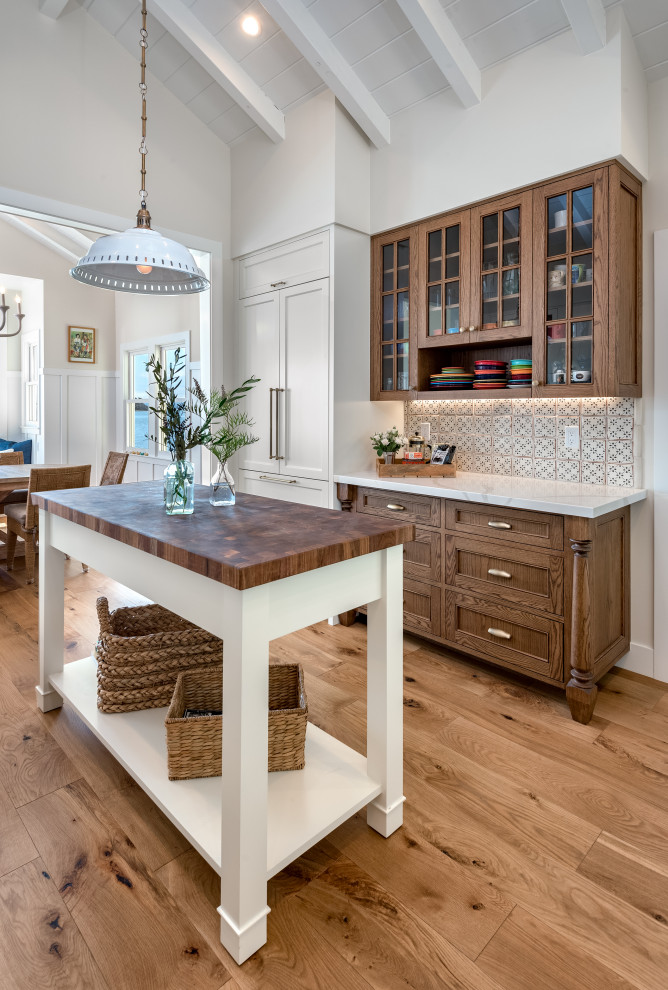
333, 470, 647, 518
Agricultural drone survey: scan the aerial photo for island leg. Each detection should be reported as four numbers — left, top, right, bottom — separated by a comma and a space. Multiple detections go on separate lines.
366, 544, 405, 837
36, 509, 65, 713
336, 483, 358, 626
218, 583, 271, 965
566, 538, 597, 724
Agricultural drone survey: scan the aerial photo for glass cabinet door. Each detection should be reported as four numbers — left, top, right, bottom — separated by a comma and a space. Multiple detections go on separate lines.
544, 184, 594, 387
471, 192, 530, 335
426, 222, 462, 336
378, 235, 411, 394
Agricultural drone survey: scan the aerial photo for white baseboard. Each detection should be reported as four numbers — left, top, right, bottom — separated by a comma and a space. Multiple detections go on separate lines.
615, 641, 656, 679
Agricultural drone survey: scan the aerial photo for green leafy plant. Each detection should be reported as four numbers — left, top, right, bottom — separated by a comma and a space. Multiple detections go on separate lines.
206, 381, 259, 464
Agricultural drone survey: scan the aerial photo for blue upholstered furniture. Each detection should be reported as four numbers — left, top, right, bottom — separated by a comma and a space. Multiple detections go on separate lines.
0, 438, 32, 464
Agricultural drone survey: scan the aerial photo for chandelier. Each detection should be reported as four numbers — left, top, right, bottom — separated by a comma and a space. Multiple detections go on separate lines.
70, 4, 209, 295
0, 289, 24, 338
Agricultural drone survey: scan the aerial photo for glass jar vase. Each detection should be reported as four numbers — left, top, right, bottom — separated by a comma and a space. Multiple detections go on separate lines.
164, 459, 194, 515
210, 459, 235, 506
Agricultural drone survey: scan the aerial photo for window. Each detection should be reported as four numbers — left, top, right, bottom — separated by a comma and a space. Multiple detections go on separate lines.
122, 335, 189, 456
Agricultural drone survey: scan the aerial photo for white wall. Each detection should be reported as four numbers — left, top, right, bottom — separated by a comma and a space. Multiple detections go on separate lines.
115, 293, 201, 362
370, 10, 643, 234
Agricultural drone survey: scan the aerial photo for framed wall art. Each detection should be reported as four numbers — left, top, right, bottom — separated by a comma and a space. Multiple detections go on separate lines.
68, 325, 96, 364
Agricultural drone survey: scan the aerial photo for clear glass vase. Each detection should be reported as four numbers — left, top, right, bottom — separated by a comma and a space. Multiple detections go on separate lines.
164, 459, 195, 515
210, 459, 235, 506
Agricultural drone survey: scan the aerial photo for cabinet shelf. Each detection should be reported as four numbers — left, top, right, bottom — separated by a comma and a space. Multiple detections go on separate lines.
416, 386, 531, 400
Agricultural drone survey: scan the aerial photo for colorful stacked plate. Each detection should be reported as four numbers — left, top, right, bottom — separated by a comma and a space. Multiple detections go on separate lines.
507, 358, 532, 389
473, 359, 507, 389
429, 367, 474, 390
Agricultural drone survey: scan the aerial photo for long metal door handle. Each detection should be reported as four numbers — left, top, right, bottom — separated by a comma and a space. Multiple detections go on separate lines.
488, 627, 511, 640
387, 503, 406, 511
488, 569, 512, 579
259, 475, 297, 484
488, 521, 512, 530
269, 388, 275, 460
275, 387, 284, 460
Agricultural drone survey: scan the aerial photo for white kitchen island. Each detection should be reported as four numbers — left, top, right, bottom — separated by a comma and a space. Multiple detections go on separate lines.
34, 482, 414, 964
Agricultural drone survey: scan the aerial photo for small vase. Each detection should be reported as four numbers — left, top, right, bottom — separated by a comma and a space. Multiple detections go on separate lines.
383, 451, 395, 464
164, 459, 194, 515
210, 459, 235, 506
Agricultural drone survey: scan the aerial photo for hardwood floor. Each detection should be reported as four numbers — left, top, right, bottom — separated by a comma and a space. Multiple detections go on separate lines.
0, 559, 667, 988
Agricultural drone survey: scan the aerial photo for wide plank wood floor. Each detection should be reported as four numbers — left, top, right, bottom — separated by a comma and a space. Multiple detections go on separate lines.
0, 559, 667, 988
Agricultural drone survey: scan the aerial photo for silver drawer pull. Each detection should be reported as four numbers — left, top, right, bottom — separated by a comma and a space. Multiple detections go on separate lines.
488, 521, 511, 530
387, 503, 406, 511
488, 568, 512, 579
259, 475, 297, 484
488, 627, 511, 640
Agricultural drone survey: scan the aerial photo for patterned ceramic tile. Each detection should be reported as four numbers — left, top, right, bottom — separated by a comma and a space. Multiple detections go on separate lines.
474, 416, 493, 435
607, 397, 634, 417
457, 416, 475, 434
457, 400, 473, 416
606, 464, 634, 487
493, 415, 512, 435
534, 417, 556, 437
607, 417, 633, 440
475, 454, 492, 474
456, 451, 476, 472
474, 400, 492, 416
512, 457, 533, 478
557, 438, 581, 460
557, 460, 580, 482
512, 415, 533, 436
581, 438, 606, 461
511, 398, 533, 413
606, 440, 633, 463
513, 437, 533, 457
474, 435, 492, 453
532, 400, 556, 416
493, 399, 512, 416
492, 455, 512, 476
493, 436, 513, 454
557, 398, 581, 415
534, 458, 556, 480
581, 398, 607, 416
534, 437, 556, 458
581, 416, 606, 438
581, 462, 606, 484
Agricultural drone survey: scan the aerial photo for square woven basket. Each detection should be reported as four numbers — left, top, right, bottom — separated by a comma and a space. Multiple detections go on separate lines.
95, 597, 223, 713
165, 663, 308, 780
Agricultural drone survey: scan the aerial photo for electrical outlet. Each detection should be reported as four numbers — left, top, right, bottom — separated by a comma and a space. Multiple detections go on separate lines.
565, 425, 580, 450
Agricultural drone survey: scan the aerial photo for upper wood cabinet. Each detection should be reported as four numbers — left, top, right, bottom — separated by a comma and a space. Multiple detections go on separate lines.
370, 160, 642, 400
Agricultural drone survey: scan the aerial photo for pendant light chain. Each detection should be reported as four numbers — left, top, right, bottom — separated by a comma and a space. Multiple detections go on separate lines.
137, 3, 151, 229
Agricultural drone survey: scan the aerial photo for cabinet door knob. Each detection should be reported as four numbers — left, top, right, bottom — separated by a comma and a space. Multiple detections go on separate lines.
468, 326, 476, 332
488, 520, 512, 530
387, 503, 406, 511
488, 627, 512, 640
532, 380, 540, 387
488, 568, 512, 579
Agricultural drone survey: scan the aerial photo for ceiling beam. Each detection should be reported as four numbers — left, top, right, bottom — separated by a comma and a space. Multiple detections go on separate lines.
151, 0, 285, 143
0, 214, 78, 263
559, 0, 606, 54
51, 222, 94, 252
395, 0, 480, 108
39, 0, 70, 19
260, 0, 391, 148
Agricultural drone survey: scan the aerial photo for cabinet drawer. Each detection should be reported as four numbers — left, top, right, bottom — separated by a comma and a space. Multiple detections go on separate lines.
445, 591, 563, 680
357, 488, 442, 528
239, 231, 329, 298
445, 535, 563, 615
445, 501, 563, 550
404, 579, 441, 638
404, 527, 442, 583
239, 470, 329, 507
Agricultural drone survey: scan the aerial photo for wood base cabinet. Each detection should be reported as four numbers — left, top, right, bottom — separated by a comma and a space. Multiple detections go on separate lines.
337, 482, 631, 723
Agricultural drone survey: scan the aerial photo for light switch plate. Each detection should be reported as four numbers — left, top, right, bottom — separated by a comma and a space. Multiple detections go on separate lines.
565, 425, 580, 449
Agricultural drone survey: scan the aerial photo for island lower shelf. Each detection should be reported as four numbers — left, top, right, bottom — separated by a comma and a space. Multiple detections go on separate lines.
50, 657, 382, 879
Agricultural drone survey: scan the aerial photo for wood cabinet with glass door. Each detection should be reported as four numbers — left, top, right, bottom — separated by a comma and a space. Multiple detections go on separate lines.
370, 224, 418, 401
417, 209, 471, 347
532, 163, 641, 397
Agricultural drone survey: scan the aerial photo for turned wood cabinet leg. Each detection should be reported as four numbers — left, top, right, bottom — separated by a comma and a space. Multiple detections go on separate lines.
338, 609, 358, 626
337, 483, 358, 625
566, 538, 597, 724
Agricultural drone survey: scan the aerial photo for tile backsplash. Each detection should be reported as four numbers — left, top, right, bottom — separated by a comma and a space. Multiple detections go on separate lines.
404, 397, 641, 487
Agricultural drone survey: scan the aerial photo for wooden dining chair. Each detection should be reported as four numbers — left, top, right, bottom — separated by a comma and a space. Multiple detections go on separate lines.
0, 451, 24, 465
100, 451, 129, 486
0, 450, 26, 516
5, 464, 91, 584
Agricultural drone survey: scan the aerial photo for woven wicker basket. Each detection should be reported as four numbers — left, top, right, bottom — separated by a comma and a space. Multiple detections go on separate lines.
165, 663, 307, 780
96, 597, 222, 713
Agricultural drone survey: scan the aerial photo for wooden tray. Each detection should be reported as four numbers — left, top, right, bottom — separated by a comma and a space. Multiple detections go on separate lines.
376, 459, 456, 478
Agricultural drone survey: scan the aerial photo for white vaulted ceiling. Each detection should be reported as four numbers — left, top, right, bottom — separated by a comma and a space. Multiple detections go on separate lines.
71, 0, 668, 147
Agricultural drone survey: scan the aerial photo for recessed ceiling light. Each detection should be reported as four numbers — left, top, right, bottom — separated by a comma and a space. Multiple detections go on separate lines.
242, 14, 261, 36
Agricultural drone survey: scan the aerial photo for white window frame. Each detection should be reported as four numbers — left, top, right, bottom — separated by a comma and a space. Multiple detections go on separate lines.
21, 330, 40, 434
121, 332, 190, 459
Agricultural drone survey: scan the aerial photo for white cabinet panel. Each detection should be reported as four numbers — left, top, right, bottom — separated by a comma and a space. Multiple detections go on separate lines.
280, 279, 330, 482
239, 231, 329, 299
238, 470, 329, 508
238, 293, 280, 474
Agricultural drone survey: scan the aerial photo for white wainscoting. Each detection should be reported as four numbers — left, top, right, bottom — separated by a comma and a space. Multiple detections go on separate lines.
42, 368, 118, 482
0, 370, 21, 441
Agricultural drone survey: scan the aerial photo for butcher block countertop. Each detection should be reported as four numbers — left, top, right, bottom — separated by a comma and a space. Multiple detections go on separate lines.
334, 470, 647, 518
32, 482, 415, 590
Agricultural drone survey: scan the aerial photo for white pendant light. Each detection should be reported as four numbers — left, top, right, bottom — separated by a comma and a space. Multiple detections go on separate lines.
70, 3, 209, 295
